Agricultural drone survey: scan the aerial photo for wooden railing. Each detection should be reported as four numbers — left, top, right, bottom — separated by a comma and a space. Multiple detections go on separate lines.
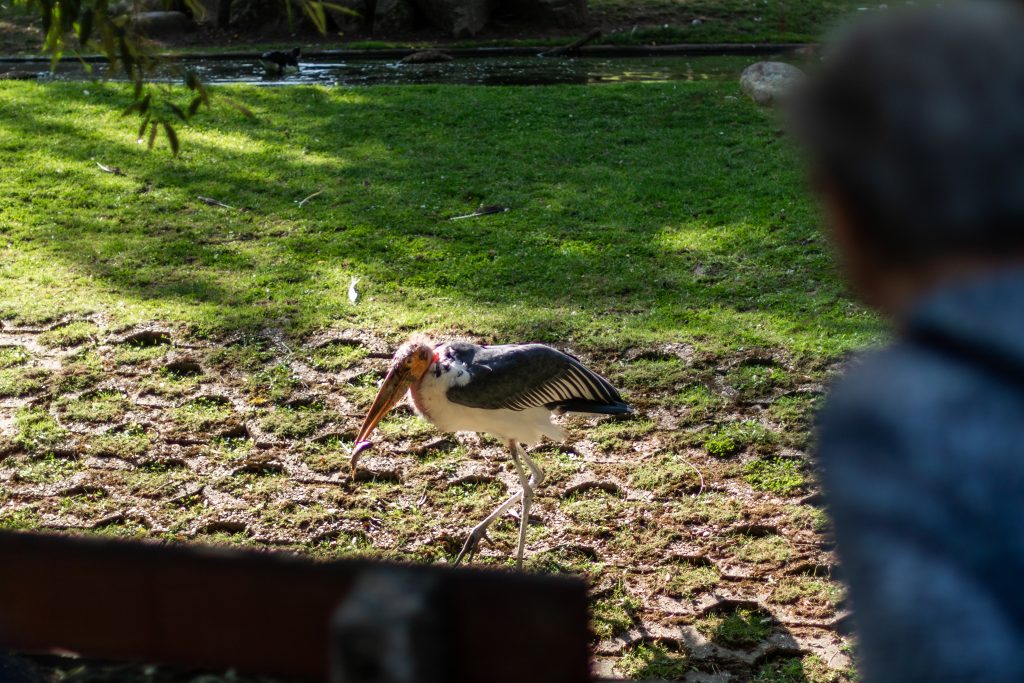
0, 531, 590, 683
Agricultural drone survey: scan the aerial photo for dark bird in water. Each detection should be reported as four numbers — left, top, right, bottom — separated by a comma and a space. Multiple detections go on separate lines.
352, 336, 631, 569
260, 47, 301, 75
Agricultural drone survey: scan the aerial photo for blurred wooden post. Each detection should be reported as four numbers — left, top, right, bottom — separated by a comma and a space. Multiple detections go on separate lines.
0, 532, 591, 683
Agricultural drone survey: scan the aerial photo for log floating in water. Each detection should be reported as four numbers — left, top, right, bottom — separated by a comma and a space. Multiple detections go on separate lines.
540, 29, 603, 57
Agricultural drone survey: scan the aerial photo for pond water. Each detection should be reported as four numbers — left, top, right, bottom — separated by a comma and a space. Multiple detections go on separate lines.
8, 54, 781, 87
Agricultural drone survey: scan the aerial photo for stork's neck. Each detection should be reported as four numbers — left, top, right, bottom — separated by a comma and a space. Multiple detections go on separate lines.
410, 343, 469, 418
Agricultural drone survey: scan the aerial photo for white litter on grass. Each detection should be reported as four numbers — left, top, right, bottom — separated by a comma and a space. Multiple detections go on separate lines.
348, 277, 361, 304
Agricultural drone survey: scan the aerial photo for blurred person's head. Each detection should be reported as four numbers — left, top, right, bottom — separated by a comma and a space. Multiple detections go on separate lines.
794, 2, 1024, 316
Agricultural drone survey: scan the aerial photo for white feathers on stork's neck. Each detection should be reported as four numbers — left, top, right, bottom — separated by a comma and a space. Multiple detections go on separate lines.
351, 335, 631, 568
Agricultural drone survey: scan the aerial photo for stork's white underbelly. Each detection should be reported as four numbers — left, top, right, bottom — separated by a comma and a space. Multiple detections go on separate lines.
410, 366, 566, 445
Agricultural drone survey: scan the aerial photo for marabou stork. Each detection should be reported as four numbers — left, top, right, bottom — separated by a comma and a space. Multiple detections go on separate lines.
352, 336, 631, 569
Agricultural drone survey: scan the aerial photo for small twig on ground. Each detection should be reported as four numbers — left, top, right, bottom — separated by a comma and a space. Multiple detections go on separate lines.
450, 205, 508, 220
95, 161, 125, 175
90, 512, 125, 529
296, 189, 323, 207
197, 196, 235, 210
682, 457, 706, 497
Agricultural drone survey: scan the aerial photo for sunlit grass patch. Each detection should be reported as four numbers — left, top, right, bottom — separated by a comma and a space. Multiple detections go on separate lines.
209, 340, 273, 372
609, 509, 684, 561
377, 412, 435, 440
768, 393, 822, 449
431, 480, 505, 518
0, 366, 47, 397
630, 452, 701, 496
728, 363, 792, 400
259, 403, 330, 438
10, 453, 80, 483
89, 425, 150, 459
663, 560, 719, 599
58, 487, 113, 518
89, 518, 150, 538
561, 488, 624, 527
697, 606, 773, 648
203, 437, 254, 462
310, 342, 369, 372
612, 357, 692, 393
735, 534, 794, 565
38, 321, 99, 348
0, 506, 41, 530
744, 457, 806, 496
247, 363, 299, 404
140, 367, 203, 398
0, 81, 881, 358
0, 346, 29, 369
754, 655, 847, 683
124, 467, 195, 499
526, 545, 602, 575
769, 576, 844, 609
784, 504, 830, 533
590, 417, 656, 452
675, 383, 725, 424
619, 642, 689, 680
343, 373, 384, 409
55, 350, 104, 394
300, 437, 350, 474
55, 390, 128, 424
591, 582, 640, 640
702, 420, 777, 458
113, 338, 171, 365
171, 397, 236, 433
674, 492, 744, 526
14, 407, 69, 455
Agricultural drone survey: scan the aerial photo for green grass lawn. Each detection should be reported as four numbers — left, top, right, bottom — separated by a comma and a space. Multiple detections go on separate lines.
0, 75, 878, 356
0, 73, 873, 681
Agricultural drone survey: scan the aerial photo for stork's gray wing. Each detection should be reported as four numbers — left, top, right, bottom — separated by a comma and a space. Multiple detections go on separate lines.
444, 343, 630, 415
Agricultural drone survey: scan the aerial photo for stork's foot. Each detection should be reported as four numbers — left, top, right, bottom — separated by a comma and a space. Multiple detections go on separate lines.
453, 527, 493, 566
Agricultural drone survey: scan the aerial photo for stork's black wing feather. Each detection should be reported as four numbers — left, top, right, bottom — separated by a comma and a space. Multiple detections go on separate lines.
444, 343, 630, 415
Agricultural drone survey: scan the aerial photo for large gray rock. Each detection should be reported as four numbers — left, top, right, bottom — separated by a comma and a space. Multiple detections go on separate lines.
511, 0, 587, 28
133, 10, 194, 35
739, 61, 805, 106
374, 0, 416, 33
414, 0, 493, 38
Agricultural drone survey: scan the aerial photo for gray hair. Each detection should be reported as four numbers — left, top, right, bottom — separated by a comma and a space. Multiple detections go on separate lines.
793, 2, 1024, 264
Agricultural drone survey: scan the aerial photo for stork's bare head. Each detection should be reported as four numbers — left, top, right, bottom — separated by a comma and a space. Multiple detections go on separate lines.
351, 336, 434, 474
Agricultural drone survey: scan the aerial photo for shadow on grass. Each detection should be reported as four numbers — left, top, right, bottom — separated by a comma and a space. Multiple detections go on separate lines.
0, 80, 879, 353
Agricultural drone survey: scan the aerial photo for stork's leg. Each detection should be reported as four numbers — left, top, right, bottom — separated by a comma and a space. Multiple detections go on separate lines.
453, 440, 545, 569
510, 441, 532, 571
453, 486, 523, 565
521, 447, 545, 489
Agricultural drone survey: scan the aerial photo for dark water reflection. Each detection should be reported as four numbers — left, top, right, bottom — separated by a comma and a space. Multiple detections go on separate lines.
17, 54, 770, 87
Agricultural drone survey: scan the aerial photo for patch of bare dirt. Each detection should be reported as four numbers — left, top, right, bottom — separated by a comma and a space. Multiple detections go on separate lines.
0, 318, 851, 681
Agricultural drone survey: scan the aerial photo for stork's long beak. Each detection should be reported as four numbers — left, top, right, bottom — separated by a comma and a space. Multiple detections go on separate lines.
350, 365, 415, 474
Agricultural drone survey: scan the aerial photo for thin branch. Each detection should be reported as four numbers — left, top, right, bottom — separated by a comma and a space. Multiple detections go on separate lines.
296, 189, 323, 207
197, 196, 235, 210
